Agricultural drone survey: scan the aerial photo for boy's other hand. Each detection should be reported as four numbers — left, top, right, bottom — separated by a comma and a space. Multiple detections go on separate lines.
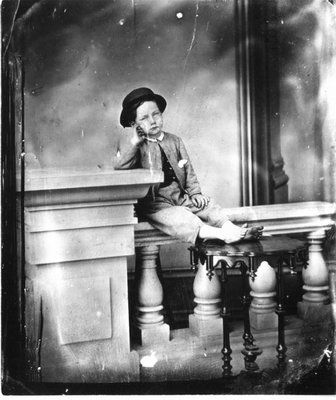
191, 194, 210, 210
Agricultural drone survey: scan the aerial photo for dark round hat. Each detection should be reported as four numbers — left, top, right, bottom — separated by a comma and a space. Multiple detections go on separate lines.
120, 87, 167, 128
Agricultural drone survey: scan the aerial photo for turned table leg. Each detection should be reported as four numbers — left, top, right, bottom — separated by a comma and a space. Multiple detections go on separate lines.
275, 255, 287, 369
218, 259, 233, 378
239, 259, 262, 372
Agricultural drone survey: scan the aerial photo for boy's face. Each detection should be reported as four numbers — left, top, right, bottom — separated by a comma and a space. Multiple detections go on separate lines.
135, 101, 163, 137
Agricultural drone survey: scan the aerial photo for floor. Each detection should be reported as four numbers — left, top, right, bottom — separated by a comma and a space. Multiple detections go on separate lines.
4, 314, 334, 395
132, 315, 335, 395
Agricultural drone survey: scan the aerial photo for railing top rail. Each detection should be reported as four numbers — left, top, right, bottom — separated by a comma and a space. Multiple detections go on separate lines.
135, 201, 336, 243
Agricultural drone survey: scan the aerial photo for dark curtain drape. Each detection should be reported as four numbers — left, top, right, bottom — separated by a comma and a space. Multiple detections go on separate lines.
1, 51, 25, 386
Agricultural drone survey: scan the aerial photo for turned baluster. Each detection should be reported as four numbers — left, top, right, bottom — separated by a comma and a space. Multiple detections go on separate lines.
249, 260, 278, 330
188, 250, 222, 336
297, 229, 330, 322
135, 245, 169, 345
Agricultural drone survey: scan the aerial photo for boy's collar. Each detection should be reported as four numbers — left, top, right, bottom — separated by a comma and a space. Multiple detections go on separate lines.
144, 132, 164, 143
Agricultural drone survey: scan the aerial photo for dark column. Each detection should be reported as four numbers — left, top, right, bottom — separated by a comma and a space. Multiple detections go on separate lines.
236, 0, 289, 206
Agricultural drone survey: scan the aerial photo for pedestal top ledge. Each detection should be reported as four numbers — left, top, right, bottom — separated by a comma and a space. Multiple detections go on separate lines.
18, 167, 163, 206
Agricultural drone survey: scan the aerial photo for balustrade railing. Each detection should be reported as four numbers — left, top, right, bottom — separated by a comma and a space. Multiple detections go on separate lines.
134, 201, 336, 341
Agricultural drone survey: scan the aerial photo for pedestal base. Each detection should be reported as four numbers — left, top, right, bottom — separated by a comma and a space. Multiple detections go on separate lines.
189, 314, 222, 337
135, 323, 170, 346
297, 301, 332, 323
41, 348, 140, 383
249, 310, 278, 330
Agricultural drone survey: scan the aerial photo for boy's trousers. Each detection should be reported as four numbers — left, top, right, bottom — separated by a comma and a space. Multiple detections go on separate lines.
137, 182, 229, 245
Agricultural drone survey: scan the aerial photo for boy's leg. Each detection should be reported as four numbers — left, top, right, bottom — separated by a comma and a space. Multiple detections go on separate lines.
194, 201, 246, 242
193, 200, 230, 228
143, 206, 204, 245
194, 201, 263, 242
144, 204, 238, 244
141, 201, 262, 244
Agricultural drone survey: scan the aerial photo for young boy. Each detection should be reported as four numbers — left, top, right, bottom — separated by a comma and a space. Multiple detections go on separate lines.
114, 87, 263, 245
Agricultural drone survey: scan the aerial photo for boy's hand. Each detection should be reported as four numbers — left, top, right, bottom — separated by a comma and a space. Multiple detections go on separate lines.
191, 194, 210, 210
130, 124, 145, 146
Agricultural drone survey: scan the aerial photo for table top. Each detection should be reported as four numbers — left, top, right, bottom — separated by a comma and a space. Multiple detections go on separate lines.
191, 235, 307, 257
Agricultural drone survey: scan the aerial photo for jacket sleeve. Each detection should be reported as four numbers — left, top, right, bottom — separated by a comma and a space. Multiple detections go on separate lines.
178, 137, 202, 196
113, 142, 140, 170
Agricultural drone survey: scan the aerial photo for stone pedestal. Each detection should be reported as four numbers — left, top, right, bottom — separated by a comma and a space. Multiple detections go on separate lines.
19, 167, 162, 383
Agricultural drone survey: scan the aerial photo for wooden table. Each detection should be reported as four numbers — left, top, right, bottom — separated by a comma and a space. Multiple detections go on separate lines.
189, 235, 308, 377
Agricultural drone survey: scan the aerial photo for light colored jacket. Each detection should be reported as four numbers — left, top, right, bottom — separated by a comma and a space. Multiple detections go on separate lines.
114, 131, 202, 197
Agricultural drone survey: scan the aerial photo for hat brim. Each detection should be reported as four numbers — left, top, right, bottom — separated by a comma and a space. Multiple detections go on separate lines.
120, 93, 166, 128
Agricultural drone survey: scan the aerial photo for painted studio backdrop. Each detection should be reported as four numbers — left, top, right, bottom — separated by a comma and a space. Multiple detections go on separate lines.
7, 0, 335, 205
19, 0, 240, 206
